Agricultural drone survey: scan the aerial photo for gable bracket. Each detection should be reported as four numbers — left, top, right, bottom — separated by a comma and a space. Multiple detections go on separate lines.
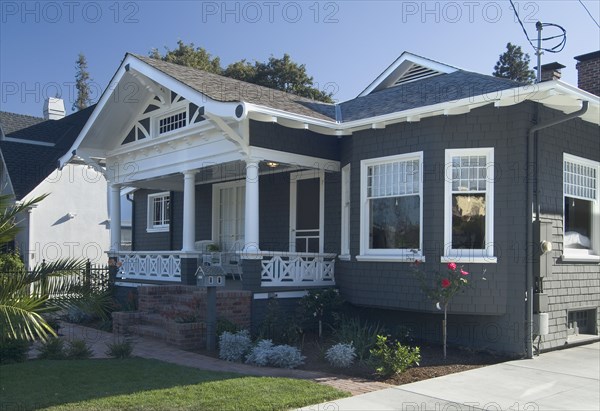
204, 112, 249, 156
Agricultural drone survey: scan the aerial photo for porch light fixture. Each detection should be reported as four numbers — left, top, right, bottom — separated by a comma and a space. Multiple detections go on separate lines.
266, 161, 279, 168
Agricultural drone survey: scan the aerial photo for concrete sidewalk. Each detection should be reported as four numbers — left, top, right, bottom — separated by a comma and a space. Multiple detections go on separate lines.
302, 342, 600, 411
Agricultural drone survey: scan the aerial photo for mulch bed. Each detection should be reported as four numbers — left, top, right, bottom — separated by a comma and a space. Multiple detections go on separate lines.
299, 339, 510, 385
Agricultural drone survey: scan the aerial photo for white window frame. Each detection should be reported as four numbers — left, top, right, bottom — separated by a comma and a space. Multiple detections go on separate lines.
357, 152, 424, 262
340, 164, 351, 260
155, 106, 188, 137
443, 148, 496, 263
562, 153, 600, 262
147, 192, 170, 233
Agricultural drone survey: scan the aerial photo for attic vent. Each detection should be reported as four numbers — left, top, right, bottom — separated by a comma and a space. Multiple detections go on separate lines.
159, 110, 187, 134
394, 64, 442, 86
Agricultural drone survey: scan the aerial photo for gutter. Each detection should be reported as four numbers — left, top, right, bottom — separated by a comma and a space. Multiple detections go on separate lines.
525, 100, 589, 359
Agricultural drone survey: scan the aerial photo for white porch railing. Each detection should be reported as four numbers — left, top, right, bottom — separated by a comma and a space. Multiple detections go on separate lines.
117, 252, 189, 282
260, 252, 336, 287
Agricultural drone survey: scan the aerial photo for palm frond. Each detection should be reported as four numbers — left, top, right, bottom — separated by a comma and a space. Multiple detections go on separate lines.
0, 193, 49, 246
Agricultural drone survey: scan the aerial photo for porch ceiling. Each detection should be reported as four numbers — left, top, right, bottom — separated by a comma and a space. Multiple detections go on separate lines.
123, 160, 316, 191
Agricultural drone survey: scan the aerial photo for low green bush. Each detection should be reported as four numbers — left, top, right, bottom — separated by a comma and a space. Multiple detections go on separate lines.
369, 335, 420, 377
0, 338, 30, 364
332, 316, 385, 362
37, 338, 67, 360
66, 339, 93, 359
105, 340, 134, 359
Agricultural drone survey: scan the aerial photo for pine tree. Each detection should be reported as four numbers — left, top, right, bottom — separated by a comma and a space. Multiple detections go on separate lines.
73, 53, 92, 111
493, 43, 536, 84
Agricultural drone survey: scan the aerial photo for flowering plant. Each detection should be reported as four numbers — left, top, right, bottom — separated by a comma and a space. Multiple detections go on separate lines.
411, 261, 483, 358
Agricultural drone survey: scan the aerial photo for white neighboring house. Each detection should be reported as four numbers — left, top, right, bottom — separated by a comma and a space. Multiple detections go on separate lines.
0, 98, 110, 269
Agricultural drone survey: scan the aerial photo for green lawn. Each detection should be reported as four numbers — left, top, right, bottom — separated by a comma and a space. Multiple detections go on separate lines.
1, 358, 349, 410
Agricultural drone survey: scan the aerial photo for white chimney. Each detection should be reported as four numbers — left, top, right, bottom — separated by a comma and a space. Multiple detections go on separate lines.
43, 97, 66, 120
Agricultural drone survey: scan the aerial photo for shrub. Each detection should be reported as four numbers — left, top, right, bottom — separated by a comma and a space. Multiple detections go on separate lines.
325, 343, 356, 368
332, 316, 385, 362
66, 339, 93, 359
217, 318, 240, 336
300, 289, 344, 337
0, 250, 25, 272
106, 340, 134, 359
257, 299, 303, 345
369, 335, 420, 377
66, 306, 92, 324
267, 344, 305, 369
0, 338, 30, 364
218, 330, 252, 362
245, 339, 274, 367
37, 338, 66, 360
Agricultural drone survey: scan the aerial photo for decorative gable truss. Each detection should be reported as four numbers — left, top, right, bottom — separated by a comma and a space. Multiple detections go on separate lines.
121, 91, 206, 145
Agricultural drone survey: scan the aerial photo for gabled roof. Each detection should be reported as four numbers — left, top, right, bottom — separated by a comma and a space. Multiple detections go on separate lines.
132, 54, 336, 122
340, 70, 522, 122
0, 106, 95, 200
0, 112, 45, 135
358, 52, 459, 97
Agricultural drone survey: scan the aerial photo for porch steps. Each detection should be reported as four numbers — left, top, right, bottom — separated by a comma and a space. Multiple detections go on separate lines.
113, 285, 252, 350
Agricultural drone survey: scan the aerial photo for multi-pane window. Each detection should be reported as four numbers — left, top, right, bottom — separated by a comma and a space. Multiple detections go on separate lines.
159, 110, 187, 134
340, 164, 351, 257
563, 154, 599, 259
147, 192, 170, 231
360, 153, 422, 258
444, 148, 495, 261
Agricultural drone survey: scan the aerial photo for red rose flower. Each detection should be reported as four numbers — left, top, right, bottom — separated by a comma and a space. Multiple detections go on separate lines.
447, 262, 457, 271
441, 278, 451, 288
460, 269, 469, 276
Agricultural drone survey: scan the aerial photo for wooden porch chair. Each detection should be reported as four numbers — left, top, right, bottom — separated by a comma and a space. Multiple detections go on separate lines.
221, 241, 243, 281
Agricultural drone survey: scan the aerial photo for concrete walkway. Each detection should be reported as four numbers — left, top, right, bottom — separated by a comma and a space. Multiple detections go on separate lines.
301, 342, 600, 410
54, 322, 390, 396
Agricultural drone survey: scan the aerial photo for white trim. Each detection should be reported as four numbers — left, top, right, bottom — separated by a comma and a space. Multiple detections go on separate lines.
289, 170, 325, 253
147, 191, 170, 232
440, 255, 497, 264
359, 152, 424, 259
253, 291, 309, 300
2, 137, 55, 147
341, 164, 351, 256
443, 148, 495, 261
248, 146, 340, 172
356, 255, 426, 263
562, 153, 600, 261
338, 254, 351, 261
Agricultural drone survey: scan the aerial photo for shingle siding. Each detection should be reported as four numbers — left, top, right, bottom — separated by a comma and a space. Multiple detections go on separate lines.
336, 103, 535, 354
536, 106, 600, 351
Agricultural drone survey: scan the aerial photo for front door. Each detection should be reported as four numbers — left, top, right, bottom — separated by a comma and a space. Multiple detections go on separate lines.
213, 181, 245, 252
290, 172, 324, 253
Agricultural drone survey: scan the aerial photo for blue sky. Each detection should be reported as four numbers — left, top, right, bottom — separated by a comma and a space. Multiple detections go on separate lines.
1, 1, 599, 117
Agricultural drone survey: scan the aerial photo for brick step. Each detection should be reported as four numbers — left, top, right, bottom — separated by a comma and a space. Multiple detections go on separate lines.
142, 313, 168, 327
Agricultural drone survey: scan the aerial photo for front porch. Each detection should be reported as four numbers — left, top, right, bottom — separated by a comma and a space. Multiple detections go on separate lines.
109, 160, 340, 292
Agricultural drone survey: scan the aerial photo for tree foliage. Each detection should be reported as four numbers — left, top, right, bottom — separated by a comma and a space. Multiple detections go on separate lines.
0, 194, 111, 342
150, 42, 333, 103
73, 53, 93, 111
493, 43, 536, 84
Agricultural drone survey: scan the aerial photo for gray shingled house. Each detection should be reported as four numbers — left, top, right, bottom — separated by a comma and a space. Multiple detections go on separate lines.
61, 51, 600, 356
0, 104, 110, 268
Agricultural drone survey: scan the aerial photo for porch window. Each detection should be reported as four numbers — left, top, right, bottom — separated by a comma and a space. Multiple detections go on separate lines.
563, 154, 599, 261
443, 148, 495, 263
358, 152, 423, 261
147, 192, 170, 232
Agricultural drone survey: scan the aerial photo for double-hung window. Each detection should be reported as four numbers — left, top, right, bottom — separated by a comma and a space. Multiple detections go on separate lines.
147, 192, 170, 232
358, 152, 423, 261
340, 164, 351, 259
563, 154, 599, 261
443, 148, 496, 263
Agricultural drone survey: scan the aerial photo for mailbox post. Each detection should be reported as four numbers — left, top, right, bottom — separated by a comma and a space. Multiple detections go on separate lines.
196, 265, 225, 351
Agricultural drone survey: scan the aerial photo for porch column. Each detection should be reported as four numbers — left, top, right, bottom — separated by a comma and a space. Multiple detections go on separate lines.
243, 159, 260, 257
109, 184, 121, 252
182, 170, 197, 252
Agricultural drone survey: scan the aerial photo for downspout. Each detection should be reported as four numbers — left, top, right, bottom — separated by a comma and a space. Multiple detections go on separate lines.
525, 100, 589, 358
